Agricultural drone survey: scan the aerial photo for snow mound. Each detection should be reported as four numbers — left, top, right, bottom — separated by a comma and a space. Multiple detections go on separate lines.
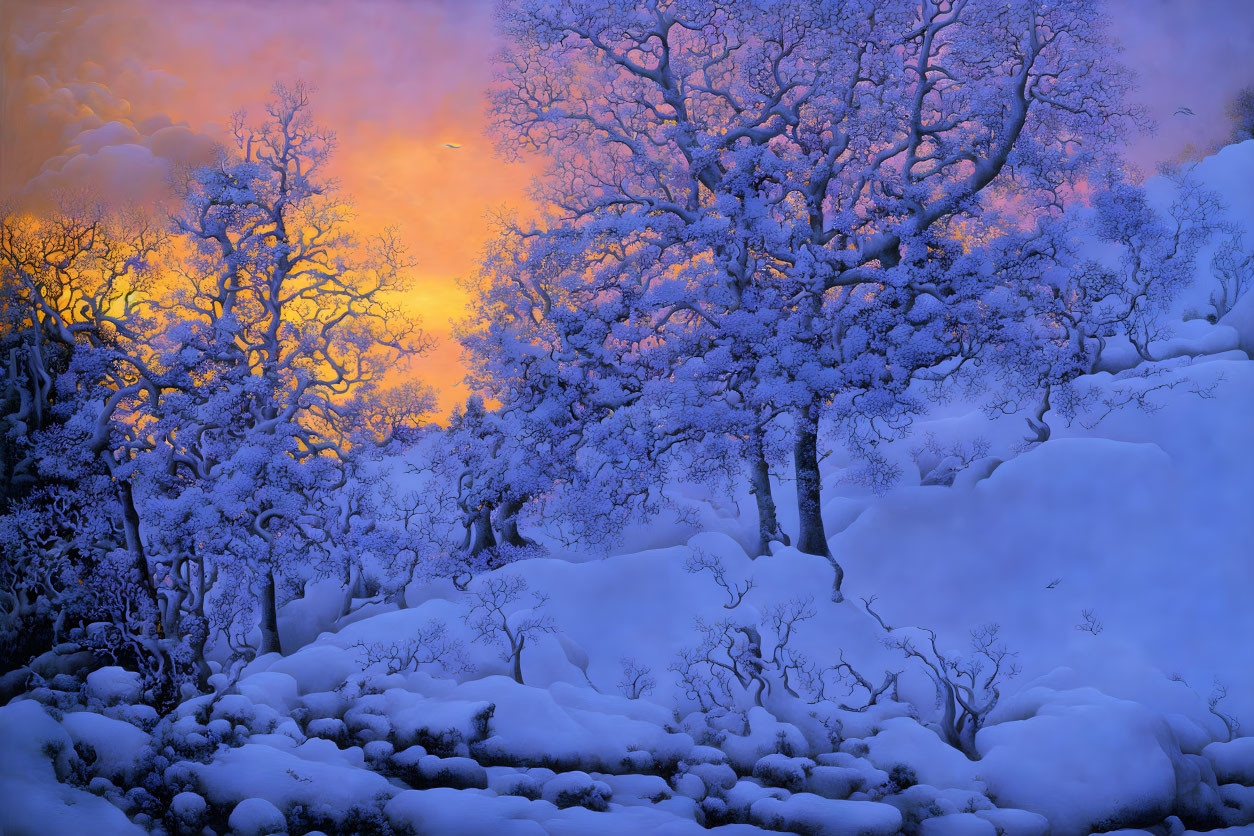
977, 687, 1222, 835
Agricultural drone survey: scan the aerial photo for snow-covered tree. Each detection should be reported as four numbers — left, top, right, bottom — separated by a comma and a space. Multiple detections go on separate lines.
1, 84, 433, 705
0, 199, 172, 697
987, 167, 1227, 443
129, 82, 432, 659
483, 0, 1141, 598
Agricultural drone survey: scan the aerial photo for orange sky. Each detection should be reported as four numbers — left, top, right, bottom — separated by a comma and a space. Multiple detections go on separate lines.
2, 0, 1250, 414
0, 0, 540, 413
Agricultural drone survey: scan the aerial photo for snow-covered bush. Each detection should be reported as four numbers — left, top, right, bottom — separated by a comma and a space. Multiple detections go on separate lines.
541, 770, 613, 811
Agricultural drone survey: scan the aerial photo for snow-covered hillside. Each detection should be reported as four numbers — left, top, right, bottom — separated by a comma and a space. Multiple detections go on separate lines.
3, 345, 1252, 835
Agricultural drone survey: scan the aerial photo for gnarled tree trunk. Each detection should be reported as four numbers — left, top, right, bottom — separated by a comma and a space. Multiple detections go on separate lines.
462, 504, 498, 557
258, 568, 282, 655
748, 432, 787, 558
495, 495, 534, 548
793, 400, 844, 602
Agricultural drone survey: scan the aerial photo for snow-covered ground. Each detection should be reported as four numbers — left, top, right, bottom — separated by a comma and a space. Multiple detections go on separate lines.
2, 350, 1252, 835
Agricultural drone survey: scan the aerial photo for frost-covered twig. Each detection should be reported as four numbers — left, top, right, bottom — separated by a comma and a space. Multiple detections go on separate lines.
354, 619, 474, 676
1076, 609, 1104, 635
464, 575, 556, 685
684, 549, 753, 610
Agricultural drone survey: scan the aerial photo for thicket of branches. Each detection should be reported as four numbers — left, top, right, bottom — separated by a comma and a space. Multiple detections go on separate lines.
1, 83, 432, 708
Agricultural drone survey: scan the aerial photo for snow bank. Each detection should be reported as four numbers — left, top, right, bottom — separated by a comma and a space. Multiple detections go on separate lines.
1204, 738, 1254, 786
188, 739, 395, 818
0, 701, 145, 836
976, 687, 1220, 835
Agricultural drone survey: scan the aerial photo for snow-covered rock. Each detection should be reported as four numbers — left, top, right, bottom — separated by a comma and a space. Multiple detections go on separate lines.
1203, 738, 1254, 786
169, 790, 208, 830
972, 808, 1050, 836
917, 813, 997, 836
862, 718, 979, 791
541, 770, 613, 810
85, 667, 143, 706
411, 754, 489, 790
228, 797, 287, 836
752, 754, 816, 792
60, 710, 152, 784
805, 765, 864, 799
977, 687, 1220, 835
748, 793, 903, 836
189, 739, 394, 819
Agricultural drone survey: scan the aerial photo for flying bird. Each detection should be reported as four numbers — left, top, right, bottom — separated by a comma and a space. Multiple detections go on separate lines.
442, 143, 463, 149
1174, 106, 1195, 117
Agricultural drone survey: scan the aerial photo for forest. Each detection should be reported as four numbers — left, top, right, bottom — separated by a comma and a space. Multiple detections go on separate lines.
1, 1, 1252, 835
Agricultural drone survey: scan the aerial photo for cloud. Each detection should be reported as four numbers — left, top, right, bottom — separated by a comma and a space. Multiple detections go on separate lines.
1, 3, 222, 206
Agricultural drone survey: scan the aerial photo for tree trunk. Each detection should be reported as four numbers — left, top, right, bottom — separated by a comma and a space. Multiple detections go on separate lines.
258, 568, 282, 655
495, 496, 534, 548
464, 504, 498, 557
511, 635, 526, 685
1024, 388, 1052, 445
748, 434, 787, 558
184, 614, 213, 692
118, 478, 186, 707
340, 559, 364, 619
117, 480, 163, 633
793, 401, 844, 602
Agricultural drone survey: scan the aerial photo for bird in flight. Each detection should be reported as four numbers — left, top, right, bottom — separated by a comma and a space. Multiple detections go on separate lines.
1174, 106, 1195, 117
442, 143, 463, 149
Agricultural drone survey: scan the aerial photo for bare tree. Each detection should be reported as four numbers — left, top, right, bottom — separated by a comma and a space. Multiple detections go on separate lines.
1208, 679, 1241, 743
886, 624, 1020, 760
684, 549, 753, 610
794, 650, 901, 714
1076, 610, 1104, 636
354, 619, 474, 677
464, 575, 556, 685
617, 658, 656, 700
670, 596, 817, 718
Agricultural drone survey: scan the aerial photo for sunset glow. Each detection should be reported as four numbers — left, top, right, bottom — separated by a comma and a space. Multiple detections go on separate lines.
1, 0, 1249, 413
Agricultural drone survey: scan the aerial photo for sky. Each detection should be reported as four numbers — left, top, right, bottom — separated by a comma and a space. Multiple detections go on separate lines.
2, 0, 1252, 414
